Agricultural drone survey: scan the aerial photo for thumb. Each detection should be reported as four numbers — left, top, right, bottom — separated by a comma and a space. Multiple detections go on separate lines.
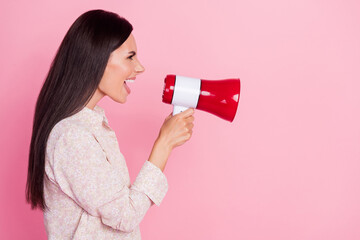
166, 112, 173, 120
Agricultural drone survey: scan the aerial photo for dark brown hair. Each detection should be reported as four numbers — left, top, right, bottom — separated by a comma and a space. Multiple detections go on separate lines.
26, 9, 133, 210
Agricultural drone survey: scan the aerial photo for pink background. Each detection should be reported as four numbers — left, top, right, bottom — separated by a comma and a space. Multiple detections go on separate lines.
1, 0, 359, 239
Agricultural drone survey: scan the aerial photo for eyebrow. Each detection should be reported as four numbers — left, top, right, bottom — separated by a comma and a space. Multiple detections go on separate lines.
128, 51, 136, 56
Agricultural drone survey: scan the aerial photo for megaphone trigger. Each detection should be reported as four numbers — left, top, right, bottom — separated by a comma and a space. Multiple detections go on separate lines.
173, 105, 189, 115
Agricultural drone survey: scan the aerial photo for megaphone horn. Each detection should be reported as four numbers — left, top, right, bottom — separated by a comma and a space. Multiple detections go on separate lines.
162, 74, 241, 122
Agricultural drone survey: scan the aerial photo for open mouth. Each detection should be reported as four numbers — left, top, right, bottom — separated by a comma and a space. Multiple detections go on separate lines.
124, 78, 135, 94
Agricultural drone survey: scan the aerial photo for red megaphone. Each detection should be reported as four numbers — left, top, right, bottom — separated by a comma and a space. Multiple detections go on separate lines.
162, 74, 241, 122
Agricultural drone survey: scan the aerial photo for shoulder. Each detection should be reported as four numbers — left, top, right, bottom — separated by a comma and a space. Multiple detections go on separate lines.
47, 116, 93, 151
47, 118, 105, 164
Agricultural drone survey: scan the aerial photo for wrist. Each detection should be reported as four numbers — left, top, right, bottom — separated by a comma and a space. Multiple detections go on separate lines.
155, 136, 172, 155
148, 136, 172, 172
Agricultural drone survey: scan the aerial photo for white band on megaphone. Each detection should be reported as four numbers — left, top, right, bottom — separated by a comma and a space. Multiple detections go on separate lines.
171, 75, 201, 108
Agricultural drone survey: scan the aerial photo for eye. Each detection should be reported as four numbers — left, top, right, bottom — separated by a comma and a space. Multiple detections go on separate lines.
128, 55, 135, 60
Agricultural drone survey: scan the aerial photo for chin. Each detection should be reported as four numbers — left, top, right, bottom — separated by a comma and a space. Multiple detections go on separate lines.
110, 95, 127, 104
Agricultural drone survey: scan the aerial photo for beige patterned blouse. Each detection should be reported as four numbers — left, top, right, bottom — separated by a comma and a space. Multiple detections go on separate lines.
43, 105, 168, 239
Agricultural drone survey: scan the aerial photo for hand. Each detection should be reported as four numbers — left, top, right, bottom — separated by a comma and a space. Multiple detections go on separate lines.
157, 108, 195, 151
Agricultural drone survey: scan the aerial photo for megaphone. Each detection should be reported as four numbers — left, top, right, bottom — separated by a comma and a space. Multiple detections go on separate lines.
162, 74, 241, 122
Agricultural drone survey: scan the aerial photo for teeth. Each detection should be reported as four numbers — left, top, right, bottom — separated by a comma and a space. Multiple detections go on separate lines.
125, 79, 135, 83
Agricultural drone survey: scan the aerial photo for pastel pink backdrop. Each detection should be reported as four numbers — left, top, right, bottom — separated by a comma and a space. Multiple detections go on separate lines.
1, 0, 359, 239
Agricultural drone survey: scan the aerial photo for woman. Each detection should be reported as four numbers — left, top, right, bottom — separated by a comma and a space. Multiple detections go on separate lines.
26, 9, 195, 239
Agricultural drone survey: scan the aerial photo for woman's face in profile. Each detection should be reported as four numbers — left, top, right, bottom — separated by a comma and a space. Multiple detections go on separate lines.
98, 33, 145, 103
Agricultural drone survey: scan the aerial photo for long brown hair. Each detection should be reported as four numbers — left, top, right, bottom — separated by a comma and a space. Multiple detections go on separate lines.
26, 9, 133, 210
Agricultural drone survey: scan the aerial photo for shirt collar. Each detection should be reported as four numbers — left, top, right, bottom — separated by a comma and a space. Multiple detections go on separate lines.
74, 104, 110, 129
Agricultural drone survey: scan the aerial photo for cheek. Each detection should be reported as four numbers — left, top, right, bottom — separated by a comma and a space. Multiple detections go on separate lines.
98, 64, 131, 95
101, 65, 121, 84
110, 62, 132, 81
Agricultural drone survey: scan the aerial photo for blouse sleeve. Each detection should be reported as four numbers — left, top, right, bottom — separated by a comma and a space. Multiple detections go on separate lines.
51, 128, 168, 233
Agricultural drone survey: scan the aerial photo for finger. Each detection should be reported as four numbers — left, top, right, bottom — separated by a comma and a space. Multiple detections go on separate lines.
179, 133, 191, 142
177, 108, 194, 118
185, 111, 195, 119
187, 123, 194, 130
186, 116, 194, 122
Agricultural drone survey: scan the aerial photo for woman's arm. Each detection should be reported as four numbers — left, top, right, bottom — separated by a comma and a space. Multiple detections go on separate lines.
148, 137, 171, 172
50, 128, 167, 233
48, 108, 194, 233
148, 108, 195, 172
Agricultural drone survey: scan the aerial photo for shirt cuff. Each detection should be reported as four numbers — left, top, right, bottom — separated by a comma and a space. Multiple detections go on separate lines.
131, 161, 168, 206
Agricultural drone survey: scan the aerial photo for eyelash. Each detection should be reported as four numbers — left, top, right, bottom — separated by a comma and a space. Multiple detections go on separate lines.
128, 55, 135, 60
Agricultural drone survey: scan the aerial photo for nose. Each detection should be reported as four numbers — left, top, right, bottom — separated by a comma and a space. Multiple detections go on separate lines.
135, 61, 145, 74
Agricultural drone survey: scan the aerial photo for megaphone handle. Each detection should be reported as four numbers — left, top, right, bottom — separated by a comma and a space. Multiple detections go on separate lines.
172, 105, 189, 116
